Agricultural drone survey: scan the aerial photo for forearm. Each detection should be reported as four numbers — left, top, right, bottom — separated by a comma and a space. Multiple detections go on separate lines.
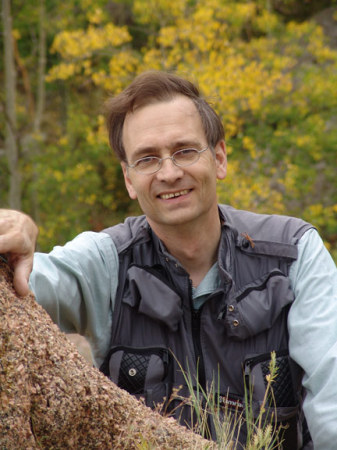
288, 229, 337, 448
29, 231, 119, 366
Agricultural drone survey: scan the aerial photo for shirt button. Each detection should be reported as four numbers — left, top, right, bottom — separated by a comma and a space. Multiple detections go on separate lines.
128, 368, 137, 377
228, 305, 235, 312
233, 320, 239, 327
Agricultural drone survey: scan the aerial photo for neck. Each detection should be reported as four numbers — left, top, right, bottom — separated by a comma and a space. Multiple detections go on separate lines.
149, 212, 222, 287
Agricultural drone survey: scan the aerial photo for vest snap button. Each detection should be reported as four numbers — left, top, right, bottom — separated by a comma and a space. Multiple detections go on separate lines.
128, 368, 137, 377
242, 239, 249, 249
233, 319, 239, 327
228, 304, 235, 312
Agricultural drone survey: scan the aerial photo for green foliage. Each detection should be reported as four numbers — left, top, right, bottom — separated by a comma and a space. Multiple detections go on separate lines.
27, 105, 136, 249
1, 0, 336, 258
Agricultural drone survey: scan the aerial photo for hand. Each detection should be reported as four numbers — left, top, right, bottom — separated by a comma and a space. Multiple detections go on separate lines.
0, 209, 39, 296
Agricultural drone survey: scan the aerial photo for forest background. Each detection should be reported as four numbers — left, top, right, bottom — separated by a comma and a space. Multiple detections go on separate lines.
1, 0, 337, 261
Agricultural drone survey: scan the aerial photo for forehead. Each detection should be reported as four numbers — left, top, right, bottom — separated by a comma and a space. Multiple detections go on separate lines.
122, 95, 205, 154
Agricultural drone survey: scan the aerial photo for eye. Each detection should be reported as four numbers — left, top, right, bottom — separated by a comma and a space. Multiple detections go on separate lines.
137, 156, 156, 164
178, 148, 196, 155
134, 156, 159, 169
174, 148, 198, 163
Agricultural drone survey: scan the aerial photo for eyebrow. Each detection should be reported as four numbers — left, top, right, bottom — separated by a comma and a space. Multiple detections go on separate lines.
132, 146, 158, 160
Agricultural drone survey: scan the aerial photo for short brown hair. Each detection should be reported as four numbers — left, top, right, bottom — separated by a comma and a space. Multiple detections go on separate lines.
104, 71, 225, 162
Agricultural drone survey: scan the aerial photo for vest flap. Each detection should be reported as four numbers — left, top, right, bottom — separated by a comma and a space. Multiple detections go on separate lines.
238, 237, 298, 260
124, 265, 183, 331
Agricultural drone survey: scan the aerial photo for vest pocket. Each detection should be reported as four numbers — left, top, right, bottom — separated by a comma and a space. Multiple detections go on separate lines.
225, 269, 294, 339
243, 350, 302, 449
106, 345, 172, 409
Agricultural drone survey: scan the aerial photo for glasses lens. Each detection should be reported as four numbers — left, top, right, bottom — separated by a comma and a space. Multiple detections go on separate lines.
174, 148, 199, 166
135, 157, 160, 174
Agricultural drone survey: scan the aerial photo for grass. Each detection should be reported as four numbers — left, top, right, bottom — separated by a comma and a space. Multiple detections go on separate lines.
167, 351, 285, 449
120, 351, 287, 449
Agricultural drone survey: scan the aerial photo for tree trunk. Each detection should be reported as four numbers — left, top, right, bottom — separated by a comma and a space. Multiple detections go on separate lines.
2, 0, 21, 210
33, 0, 46, 134
0, 259, 213, 449
31, 0, 47, 228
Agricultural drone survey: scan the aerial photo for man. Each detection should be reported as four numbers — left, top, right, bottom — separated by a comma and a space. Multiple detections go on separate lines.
0, 71, 336, 448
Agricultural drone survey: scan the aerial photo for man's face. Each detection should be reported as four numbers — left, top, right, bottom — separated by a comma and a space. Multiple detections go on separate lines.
121, 95, 227, 232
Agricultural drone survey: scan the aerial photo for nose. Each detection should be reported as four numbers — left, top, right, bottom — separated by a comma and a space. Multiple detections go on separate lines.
155, 156, 184, 182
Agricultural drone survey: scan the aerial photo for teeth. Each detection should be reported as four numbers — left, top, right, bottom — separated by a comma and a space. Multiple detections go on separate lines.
160, 190, 189, 200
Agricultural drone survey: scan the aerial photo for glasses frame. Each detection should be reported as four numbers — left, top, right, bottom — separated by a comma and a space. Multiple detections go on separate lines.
127, 146, 209, 175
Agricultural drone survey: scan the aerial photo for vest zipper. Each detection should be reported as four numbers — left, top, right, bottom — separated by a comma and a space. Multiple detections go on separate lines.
188, 275, 207, 391
191, 308, 206, 391
191, 301, 212, 440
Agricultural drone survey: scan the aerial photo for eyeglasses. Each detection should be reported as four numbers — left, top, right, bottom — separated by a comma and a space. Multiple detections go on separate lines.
127, 146, 209, 175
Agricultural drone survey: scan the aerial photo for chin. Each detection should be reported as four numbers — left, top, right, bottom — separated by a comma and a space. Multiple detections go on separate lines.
151, 210, 200, 228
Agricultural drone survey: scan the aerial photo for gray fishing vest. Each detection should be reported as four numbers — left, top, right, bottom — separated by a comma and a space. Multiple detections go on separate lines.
100, 205, 314, 448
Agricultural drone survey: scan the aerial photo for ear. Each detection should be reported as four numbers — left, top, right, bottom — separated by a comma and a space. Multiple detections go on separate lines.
121, 162, 138, 200
214, 140, 227, 180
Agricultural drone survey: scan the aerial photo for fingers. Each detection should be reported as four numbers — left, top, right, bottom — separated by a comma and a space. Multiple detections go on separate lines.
13, 261, 32, 297
0, 209, 38, 296
6, 253, 33, 297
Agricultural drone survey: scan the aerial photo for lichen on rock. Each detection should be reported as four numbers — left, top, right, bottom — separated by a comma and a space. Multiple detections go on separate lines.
0, 259, 213, 449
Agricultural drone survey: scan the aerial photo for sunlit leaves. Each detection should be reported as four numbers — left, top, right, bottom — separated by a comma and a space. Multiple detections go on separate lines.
50, 24, 131, 59
47, 22, 132, 85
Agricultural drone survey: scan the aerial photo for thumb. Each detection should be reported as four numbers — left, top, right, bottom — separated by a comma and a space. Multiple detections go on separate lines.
12, 258, 33, 297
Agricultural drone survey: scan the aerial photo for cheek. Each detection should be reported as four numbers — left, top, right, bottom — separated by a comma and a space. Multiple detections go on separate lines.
200, 168, 218, 194
126, 177, 152, 202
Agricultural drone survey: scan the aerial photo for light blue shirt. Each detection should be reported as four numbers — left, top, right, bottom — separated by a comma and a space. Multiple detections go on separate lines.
29, 228, 337, 448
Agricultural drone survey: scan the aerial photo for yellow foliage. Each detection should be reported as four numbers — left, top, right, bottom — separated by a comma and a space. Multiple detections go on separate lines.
242, 136, 258, 159
254, 9, 279, 34
87, 7, 105, 24
46, 62, 77, 82
86, 115, 108, 146
217, 160, 285, 215
47, 22, 132, 83
58, 136, 69, 146
308, 26, 337, 63
53, 171, 63, 183
133, 0, 188, 25
138, 1, 301, 145
304, 204, 337, 231
89, 50, 139, 91
50, 25, 131, 59
12, 29, 21, 40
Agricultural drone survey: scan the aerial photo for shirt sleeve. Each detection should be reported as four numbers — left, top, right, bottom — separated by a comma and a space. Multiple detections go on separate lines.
29, 231, 119, 367
288, 228, 337, 448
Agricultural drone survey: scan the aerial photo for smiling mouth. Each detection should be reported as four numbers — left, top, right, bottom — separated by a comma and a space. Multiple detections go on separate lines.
159, 189, 190, 200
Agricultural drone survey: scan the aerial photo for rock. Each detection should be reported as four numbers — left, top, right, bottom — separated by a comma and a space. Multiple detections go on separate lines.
0, 259, 213, 449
